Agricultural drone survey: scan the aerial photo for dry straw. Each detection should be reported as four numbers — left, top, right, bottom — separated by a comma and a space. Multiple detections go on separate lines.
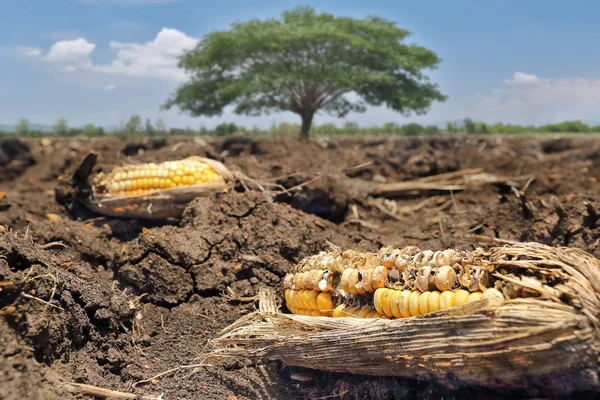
206, 242, 600, 392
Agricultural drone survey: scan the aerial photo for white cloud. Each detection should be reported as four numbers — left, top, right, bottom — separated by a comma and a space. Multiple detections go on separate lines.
91, 28, 197, 80
104, 84, 117, 90
45, 38, 96, 66
16, 46, 43, 57
473, 71, 600, 124
504, 71, 548, 85
19, 28, 197, 82
496, 72, 600, 105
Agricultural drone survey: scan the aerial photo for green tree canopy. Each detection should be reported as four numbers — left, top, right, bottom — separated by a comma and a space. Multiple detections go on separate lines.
15, 118, 30, 136
164, 6, 447, 139
53, 118, 68, 136
124, 115, 142, 133
154, 118, 167, 133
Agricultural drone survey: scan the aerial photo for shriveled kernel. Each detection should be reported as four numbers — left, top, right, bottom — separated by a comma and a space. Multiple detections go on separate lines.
348, 269, 361, 294
434, 265, 457, 291
371, 266, 388, 289
283, 274, 294, 289
340, 268, 354, 292
309, 270, 325, 289
483, 288, 505, 305
303, 272, 314, 290
415, 272, 431, 292
361, 269, 373, 292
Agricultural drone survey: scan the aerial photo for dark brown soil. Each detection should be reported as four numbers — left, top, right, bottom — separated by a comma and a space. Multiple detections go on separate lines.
0, 135, 599, 400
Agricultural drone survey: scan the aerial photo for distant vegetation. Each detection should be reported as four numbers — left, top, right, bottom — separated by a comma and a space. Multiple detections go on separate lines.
1, 116, 600, 139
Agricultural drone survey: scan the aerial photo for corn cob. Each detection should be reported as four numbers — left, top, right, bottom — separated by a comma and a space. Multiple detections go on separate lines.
283, 246, 554, 319
84, 156, 234, 219
92, 156, 226, 198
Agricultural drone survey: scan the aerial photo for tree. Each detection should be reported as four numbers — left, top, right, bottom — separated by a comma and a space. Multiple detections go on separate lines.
53, 118, 68, 136
424, 125, 440, 135
145, 118, 155, 136
163, 6, 447, 140
124, 115, 142, 133
474, 122, 488, 134
82, 123, 104, 137
15, 118, 30, 136
214, 122, 238, 136
154, 118, 166, 133
401, 123, 424, 136
464, 118, 476, 134
446, 122, 458, 133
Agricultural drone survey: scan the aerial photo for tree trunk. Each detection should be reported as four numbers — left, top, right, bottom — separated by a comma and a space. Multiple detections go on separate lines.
299, 112, 314, 141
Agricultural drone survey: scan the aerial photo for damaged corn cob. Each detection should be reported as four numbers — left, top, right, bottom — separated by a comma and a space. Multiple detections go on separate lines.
84, 156, 234, 219
283, 246, 555, 319
92, 156, 226, 198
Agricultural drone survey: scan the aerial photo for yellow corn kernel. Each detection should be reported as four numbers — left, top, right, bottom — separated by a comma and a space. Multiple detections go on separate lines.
381, 289, 394, 317
390, 289, 403, 318
419, 291, 431, 315
398, 290, 411, 318
308, 290, 319, 310
344, 306, 361, 317
454, 289, 470, 307
357, 307, 371, 318
468, 292, 483, 302
428, 291, 441, 312
316, 292, 333, 313
374, 288, 386, 314
439, 291, 455, 310
408, 291, 421, 316
332, 304, 346, 318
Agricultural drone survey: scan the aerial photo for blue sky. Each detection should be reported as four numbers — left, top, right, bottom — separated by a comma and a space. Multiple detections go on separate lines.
2, 0, 600, 129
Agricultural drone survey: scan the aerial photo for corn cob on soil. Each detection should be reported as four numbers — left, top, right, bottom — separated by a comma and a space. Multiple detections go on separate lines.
85, 156, 234, 218
209, 242, 600, 391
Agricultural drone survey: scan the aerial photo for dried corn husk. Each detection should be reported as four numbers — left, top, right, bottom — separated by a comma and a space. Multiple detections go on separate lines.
207, 242, 600, 393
